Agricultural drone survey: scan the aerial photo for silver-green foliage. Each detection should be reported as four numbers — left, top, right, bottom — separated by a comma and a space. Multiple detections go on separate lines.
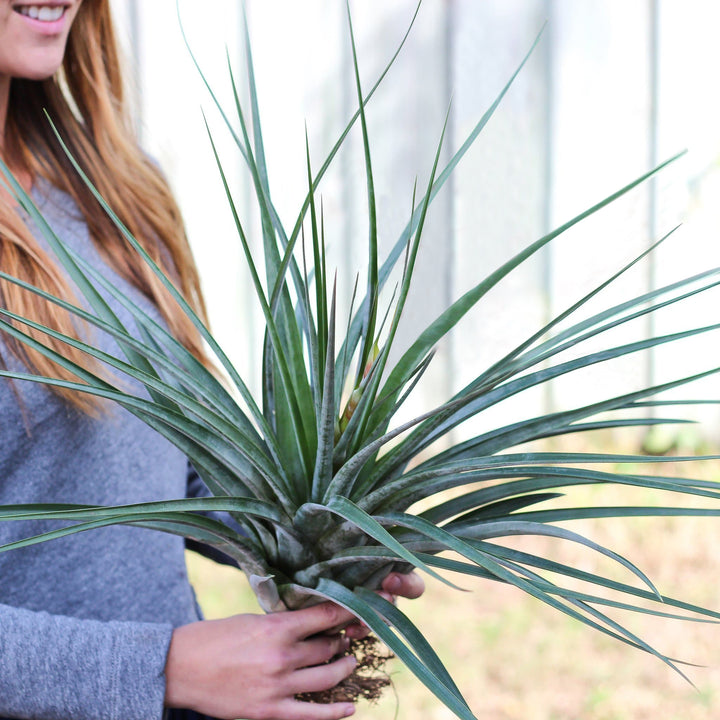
1, 4, 720, 718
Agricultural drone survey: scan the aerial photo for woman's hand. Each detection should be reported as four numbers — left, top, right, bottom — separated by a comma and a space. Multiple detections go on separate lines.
165, 602, 359, 720
164, 572, 425, 719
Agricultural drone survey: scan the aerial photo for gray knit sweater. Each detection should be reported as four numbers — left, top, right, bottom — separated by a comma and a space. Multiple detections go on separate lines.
0, 180, 215, 720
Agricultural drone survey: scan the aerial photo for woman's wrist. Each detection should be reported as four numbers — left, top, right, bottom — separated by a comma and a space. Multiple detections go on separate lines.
164, 622, 202, 711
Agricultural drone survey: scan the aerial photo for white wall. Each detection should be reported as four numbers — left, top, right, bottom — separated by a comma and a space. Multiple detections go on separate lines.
110, 0, 720, 443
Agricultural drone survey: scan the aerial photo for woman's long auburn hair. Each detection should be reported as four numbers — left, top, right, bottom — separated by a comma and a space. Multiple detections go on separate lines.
0, 0, 211, 414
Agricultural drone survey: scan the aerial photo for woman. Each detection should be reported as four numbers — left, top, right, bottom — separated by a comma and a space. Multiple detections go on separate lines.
0, 2, 424, 719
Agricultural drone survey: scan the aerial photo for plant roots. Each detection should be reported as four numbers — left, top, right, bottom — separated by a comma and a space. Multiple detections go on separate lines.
296, 635, 395, 704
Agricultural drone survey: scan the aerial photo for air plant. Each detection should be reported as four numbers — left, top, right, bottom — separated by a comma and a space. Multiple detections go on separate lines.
0, 3, 720, 718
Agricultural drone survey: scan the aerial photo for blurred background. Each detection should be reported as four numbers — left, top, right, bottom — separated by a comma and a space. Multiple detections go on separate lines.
109, 0, 720, 443
108, 2, 720, 718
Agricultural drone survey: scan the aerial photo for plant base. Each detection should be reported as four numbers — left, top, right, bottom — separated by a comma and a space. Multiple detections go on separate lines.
296, 635, 395, 704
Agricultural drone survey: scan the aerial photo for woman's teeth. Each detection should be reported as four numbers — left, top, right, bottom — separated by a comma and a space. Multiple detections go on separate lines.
16, 5, 66, 22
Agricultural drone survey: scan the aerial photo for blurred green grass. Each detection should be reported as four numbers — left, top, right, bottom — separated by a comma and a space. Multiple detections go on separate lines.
186, 453, 720, 720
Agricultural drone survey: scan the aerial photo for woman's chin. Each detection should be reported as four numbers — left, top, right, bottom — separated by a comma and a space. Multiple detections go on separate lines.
8, 54, 65, 82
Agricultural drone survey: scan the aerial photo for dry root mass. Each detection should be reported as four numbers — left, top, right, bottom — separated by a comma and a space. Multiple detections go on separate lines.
296, 635, 395, 704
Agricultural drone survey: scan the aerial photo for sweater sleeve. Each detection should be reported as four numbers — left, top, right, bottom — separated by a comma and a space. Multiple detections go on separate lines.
0, 603, 173, 720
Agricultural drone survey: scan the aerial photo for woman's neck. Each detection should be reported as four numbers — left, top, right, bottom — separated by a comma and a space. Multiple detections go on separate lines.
0, 75, 9, 152
0, 79, 33, 203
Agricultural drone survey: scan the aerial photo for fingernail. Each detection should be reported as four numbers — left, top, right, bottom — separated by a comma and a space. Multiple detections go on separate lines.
343, 705, 355, 716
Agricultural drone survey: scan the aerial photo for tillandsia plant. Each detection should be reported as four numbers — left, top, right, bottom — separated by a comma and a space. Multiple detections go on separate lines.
2, 3, 720, 718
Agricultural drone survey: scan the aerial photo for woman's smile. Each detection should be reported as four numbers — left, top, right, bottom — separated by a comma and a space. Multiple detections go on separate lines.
14, 5, 67, 22
0, 0, 81, 85
10, 3, 72, 35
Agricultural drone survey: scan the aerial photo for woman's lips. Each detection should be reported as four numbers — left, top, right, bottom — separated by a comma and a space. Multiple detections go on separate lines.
11, 3, 71, 35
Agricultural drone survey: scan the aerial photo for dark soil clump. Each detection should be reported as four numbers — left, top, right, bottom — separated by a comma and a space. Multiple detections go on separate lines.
296, 635, 395, 704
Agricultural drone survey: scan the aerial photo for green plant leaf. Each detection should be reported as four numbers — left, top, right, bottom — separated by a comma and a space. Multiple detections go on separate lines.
314, 578, 478, 720
354, 587, 469, 706
311, 285, 337, 501
323, 496, 460, 589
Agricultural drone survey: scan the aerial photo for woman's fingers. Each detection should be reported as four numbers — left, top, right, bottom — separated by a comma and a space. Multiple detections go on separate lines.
344, 621, 371, 640
291, 654, 358, 695
297, 633, 350, 668
287, 574, 425, 646
276, 697, 356, 720
382, 571, 425, 599
283, 601, 358, 640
